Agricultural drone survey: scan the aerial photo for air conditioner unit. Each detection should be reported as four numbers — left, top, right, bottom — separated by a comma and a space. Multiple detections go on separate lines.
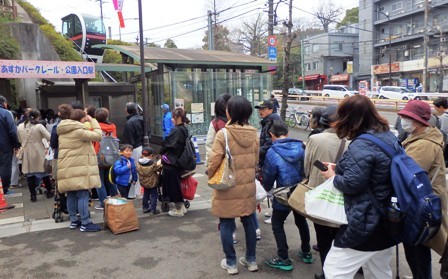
404, 50, 409, 57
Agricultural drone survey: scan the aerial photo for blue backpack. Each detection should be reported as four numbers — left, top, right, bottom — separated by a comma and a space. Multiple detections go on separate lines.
358, 134, 442, 246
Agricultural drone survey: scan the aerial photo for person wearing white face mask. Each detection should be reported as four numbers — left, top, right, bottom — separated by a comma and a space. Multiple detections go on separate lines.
397, 100, 448, 279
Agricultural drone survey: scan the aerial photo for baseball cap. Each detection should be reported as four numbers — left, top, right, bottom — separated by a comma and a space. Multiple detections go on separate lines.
142, 147, 154, 156
397, 100, 431, 127
161, 104, 170, 110
255, 100, 273, 109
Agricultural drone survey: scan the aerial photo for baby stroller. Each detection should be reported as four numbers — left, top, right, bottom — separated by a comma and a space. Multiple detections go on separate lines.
158, 170, 195, 212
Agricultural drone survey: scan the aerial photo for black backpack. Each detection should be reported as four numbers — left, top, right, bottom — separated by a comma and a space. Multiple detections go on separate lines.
177, 129, 196, 171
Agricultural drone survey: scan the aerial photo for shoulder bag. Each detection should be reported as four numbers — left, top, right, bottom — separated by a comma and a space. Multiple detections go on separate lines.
15, 125, 35, 160
208, 128, 236, 190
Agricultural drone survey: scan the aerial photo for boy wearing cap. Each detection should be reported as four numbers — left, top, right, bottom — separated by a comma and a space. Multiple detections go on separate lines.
398, 100, 448, 279
161, 104, 173, 140
137, 147, 162, 214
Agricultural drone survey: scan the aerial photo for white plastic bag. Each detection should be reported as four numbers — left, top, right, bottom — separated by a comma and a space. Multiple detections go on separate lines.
255, 180, 267, 202
305, 177, 347, 225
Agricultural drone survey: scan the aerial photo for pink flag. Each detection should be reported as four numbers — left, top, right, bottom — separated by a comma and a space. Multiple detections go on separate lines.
118, 11, 125, 28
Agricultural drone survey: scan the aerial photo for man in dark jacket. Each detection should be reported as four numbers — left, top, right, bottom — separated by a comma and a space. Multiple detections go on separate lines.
0, 95, 20, 195
123, 102, 145, 199
255, 100, 281, 170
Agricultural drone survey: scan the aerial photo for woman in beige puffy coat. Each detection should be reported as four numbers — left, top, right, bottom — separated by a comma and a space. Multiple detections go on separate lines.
57, 108, 102, 232
17, 109, 53, 202
208, 96, 259, 275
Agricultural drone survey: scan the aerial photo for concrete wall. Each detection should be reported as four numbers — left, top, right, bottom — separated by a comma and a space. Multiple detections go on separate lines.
6, 22, 60, 109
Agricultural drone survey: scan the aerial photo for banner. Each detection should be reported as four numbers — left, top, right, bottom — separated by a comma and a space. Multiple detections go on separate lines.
0, 60, 95, 79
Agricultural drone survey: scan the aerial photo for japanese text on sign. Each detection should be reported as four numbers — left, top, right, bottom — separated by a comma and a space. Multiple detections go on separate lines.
0, 60, 96, 79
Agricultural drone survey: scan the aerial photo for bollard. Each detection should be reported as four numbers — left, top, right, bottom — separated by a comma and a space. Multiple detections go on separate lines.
192, 137, 203, 165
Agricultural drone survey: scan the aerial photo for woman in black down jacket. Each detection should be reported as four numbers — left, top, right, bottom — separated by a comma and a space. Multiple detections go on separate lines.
320, 95, 398, 279
160, 108, 189, 218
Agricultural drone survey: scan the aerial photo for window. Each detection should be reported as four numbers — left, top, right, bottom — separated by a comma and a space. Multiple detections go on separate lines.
393, 26, 402, 35
332, 42, 343, 52
392, 2, 402, 11
379, 6, 385, 12
312, 44, 320, 53
312, 61, 319, 70
305, 63, 311, 71
304, 45, 311, 54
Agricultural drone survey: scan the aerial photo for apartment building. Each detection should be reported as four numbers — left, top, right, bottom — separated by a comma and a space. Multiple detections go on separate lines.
359, 0, 448, 92
300, 25, 359, 90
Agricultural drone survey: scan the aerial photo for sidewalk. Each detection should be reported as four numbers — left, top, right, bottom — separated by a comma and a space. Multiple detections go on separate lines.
0, 146, 212, 238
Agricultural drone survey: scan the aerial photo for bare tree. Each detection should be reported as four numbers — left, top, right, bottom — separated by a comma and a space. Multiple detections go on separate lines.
313, 0, 343, 32
233, 13, 268, 56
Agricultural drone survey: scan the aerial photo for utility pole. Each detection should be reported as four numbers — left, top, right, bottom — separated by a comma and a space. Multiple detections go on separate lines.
437, 27, 446, 92
137, 0, 149, 147
268, 0, 274, 36
301, 39, 305, 89
422, 0, 429, 92
95, 0, 104, 26
207, 10, 214, 50
280, 0, 296, 121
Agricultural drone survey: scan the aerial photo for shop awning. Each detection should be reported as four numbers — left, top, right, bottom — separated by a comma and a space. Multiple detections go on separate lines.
330, 74, 349, 82
298, 74, 326, 81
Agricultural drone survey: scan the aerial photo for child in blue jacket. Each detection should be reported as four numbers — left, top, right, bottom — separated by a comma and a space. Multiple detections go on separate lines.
114, 144, 138, 199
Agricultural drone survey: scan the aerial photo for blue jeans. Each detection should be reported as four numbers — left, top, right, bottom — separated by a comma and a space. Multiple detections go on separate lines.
98, 167, 118, 206
66, 190, 91, 225
142, 187, 158, 211
220, 214, 257, 266
251, 211, 259, 229
272, 208, 310, 260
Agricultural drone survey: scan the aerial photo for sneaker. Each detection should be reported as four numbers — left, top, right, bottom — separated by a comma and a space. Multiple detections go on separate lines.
312, 244, 319, 252
150, 209, 160, 215
5, 191, 15, 196
168, 209, 184, 217
94, 204, 104, 210
80, 222, 101, 232
265, 256, 293, 271
264, 217, 271, 224
221, 259, 238, 275
297, 251, 314, 264
69, 220, 81, 229
181, 204, 187, 214
143, 208, 151, 214
239, 257, 258, 272
256, 228, 261, 240
264, 211, 272, 217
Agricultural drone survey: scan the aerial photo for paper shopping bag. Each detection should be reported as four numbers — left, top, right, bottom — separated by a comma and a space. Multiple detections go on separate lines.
104, 198, 139, 234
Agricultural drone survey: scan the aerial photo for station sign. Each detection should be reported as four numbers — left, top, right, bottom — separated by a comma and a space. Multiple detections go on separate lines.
0, 60, 96, 79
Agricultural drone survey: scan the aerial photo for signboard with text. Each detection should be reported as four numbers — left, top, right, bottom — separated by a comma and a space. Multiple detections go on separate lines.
372, 62, 400, 75
268, 46, 277, 62
0, 60, 96, 79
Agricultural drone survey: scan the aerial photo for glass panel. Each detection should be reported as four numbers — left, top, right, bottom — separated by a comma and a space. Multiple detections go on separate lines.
148, 70, 272, 136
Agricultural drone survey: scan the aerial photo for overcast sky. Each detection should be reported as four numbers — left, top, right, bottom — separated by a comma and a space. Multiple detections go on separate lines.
26, 0, 359, 49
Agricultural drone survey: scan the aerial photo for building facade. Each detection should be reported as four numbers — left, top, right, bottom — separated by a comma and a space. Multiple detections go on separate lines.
359, 0, 448, 92
301, 25, 359, 90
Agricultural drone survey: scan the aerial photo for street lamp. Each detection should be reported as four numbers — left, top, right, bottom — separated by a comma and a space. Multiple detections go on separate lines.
137, 0, 149, 147
378, 10, 392, 86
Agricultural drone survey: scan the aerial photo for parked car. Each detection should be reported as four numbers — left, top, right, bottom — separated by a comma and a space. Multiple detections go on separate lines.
288, 88, 310, 100
322, 84, 359, 98
378, 86, 427, 100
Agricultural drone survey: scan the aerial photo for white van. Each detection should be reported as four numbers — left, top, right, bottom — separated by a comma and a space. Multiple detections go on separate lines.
322, 85, 359, 98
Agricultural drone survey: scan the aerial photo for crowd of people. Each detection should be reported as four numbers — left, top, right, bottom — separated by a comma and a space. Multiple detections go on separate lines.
1, 93, 448, 278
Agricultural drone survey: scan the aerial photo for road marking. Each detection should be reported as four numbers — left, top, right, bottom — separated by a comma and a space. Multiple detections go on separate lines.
0, 216, 25, 226
193, 173, 205, 178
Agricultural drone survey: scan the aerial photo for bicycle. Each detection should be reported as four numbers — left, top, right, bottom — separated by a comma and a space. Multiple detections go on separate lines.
287, 109, 310, 129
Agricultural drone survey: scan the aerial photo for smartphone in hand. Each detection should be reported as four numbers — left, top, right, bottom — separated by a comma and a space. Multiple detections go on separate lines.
313, 160, 328, 171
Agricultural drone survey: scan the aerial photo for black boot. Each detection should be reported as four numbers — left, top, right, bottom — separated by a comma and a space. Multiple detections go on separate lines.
42, 176, 54, 198
27, 175, 38, 202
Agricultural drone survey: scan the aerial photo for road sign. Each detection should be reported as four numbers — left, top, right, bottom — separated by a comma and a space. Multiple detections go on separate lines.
268, 46, 277, 62
267, 35, 277, 47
